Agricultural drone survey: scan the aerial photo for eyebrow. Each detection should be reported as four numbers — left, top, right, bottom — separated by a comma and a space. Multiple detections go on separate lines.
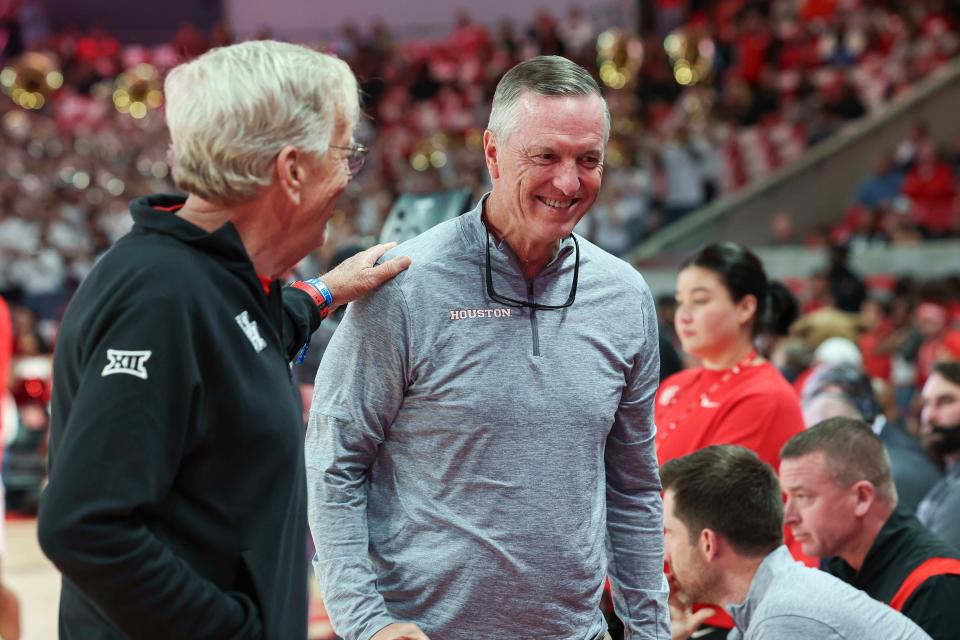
526, 144, 603, 156
924, 393, 959, 404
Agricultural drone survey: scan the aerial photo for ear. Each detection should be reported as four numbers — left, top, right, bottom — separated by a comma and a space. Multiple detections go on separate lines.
851, 480, 877, 517
274, 145, 304, 206
737, 294, 758, 328
699, 528, 720, 562
483, 129, 501, 181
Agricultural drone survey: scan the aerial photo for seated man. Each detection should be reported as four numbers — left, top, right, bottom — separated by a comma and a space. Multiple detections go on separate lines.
801, 363, 942, 511
916, 360, 960, 547
662, 445, 929, 640
781, 417, 960, 640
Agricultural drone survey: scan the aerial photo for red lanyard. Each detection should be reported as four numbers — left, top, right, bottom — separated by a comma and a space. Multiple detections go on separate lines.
657, 351, 759, 445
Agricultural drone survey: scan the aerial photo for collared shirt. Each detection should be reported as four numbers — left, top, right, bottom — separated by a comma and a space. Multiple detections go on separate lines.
729, 546, 930, 639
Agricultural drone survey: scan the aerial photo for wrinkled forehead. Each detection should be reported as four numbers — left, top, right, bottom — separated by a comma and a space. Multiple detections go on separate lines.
780, 451, 834, 488
513, 92, 607, 148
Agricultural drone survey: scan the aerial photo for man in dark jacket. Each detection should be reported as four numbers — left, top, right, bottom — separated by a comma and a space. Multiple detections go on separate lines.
780, 417, 960, 640
37, 40, 409, 640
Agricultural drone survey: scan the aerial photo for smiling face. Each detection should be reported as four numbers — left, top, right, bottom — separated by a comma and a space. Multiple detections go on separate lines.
779, 451, 859, 559
674, 266, 756, 362
483, 91, 605, 252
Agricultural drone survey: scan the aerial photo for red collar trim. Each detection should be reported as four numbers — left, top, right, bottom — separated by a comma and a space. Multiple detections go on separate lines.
257, 275, 272, 295
153, 203, 185, 212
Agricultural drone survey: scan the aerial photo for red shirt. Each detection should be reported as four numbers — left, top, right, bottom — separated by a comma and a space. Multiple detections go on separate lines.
916, 331, 960, 387
656, 361, 810, 628
902, 162, 957, 234
656, 361, 804, 468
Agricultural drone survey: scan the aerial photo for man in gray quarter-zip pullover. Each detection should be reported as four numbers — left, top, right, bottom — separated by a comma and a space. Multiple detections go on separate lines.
662, 446, 930, 640
307, 56, 669, 640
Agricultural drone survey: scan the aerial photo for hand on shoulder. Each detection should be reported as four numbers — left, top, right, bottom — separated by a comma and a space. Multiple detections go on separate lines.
321, 241, 412, 307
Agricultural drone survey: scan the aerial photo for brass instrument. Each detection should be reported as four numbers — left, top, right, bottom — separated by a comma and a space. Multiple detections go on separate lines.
0, 52, 63, 110
113, 63, 163, 119
596, 29, 644, 90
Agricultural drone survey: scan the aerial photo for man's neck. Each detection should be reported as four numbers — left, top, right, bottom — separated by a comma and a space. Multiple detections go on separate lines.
839, 506, 893, 572
484, 199, 561, 280
178, 194, 287, 278
716, 555, 766, 608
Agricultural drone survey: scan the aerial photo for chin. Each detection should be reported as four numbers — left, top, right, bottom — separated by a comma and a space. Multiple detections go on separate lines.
680, 342, 703, 358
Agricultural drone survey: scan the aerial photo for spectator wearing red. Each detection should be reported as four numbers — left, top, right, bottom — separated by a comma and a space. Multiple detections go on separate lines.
657, 242, 803, 470
859, 296, 895, 382
902, 142, 957, 237
801, 269, 833, 315
656, 242, 808, 635
732, 7, 772, 85
800, 0, 838, 23
914, 299, 960, 388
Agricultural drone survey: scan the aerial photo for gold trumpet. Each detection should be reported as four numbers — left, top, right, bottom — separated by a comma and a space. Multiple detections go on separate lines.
0, 52, 63, 110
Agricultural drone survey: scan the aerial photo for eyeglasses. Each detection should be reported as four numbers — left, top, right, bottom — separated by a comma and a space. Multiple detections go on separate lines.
484, 228, 579, 310
329, 142, 368, 175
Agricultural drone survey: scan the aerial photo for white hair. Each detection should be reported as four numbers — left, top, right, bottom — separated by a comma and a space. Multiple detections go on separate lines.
164, 40, 360, 204
487, 55, 610, 145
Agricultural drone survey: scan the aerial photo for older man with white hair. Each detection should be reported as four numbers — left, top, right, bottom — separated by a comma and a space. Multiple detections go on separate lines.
37, 40, 409, 640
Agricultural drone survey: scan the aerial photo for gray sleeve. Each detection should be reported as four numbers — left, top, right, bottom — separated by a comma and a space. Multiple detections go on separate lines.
604, 281, 671, 640
305, 279, 411, 640
746, 616, 845, 640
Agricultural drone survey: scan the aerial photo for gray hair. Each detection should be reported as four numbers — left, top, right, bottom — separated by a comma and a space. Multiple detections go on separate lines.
487, 55, 610, 144
165, 40, 360, 204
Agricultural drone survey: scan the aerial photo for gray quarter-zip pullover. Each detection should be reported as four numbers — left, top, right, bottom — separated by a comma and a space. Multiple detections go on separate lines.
307, 197, 669, 640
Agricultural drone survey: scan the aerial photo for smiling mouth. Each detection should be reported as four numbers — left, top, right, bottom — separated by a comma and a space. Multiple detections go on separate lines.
537, 196, 579, 210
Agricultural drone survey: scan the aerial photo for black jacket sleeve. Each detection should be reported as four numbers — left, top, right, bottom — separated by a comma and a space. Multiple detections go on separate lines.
38, 293, 263, 640
280, 286, 322, 361
901, 574, 960, 640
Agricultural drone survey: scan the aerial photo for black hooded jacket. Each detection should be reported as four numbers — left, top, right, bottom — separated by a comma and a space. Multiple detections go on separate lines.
38, 194, 321, 639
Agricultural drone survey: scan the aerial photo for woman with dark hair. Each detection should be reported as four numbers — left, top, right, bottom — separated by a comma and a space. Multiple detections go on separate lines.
656, 242, 803, 466
656, 242, 808, 639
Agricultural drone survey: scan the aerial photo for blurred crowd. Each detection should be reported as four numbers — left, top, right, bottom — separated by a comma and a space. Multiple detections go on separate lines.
768, 122, 960, 245
2, 0, 960, 329
1, 1, 960, 502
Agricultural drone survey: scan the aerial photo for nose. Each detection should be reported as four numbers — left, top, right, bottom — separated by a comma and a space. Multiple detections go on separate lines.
922, 405, 938, 428
783, 498, 798, 525
552, 160, 580, 197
